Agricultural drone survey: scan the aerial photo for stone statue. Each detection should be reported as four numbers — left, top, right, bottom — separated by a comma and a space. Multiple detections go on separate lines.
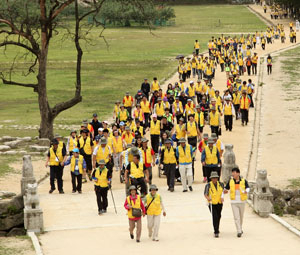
222, 144, 238, 184
24, 183, 40, 210
253, 169, 273, 217
21, 155, 36, 195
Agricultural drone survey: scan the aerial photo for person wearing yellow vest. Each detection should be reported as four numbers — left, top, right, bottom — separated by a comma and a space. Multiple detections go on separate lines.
239, 90, 250, 126
140, 96, 151, 128
63, 148, 86, 193
133, 120, 145, 138
266, 54, 272, 75
77, 129, 94, 181
186, 114, 200, 149
201, 138, 221, 182
45, 139, 66, 194
112, 129, 123, 172
232, 88, 241, 120
151, 77, 160, 93
122, 126, 135, 147
175, 117, 186, 141
204, 171, 224, 238
118, 104, 129, 124
124, 185, 146, 242
66, 130, 77, 155
195, 105, 205, 133
176, 138, 194, 192
150, 114, 160, 155
133, 104, 144, 124
194, 39, 200, 55
223, 96, 235, 131
173, 97, 184, 123
92, 159, 112, 215
141, 138, 155, 184
145, 185, 166, 242
198, 133, 208, 182
123, 92, 133, 118
154, 97, 165, 120
113, 100, 121, 123
92, 137, 112, 169
224, 168, 250, 237
185, 81, 196, 104
125, 154, 148, 197
208, 106, 221, 137
251, 52, 258, 75
160, 139, 177, 192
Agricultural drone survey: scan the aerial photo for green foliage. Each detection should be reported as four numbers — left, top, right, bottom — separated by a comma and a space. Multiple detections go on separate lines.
273, 203, 284, 216
287, 178, 300, 189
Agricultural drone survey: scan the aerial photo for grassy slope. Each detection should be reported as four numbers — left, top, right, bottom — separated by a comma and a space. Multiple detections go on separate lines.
0, 5, 266, 136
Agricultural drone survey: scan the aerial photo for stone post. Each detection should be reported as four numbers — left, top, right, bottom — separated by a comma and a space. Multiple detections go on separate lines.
21, 155, 36, 196
253, 169, 274, 217
23, 183, 43, 233
222, 144, 238, 184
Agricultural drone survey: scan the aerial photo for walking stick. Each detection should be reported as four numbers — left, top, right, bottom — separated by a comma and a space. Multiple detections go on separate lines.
109, 186, 117, 214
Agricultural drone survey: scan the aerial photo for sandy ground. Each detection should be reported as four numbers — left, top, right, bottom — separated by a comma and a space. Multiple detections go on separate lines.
1, 4, 300, 254
0, 236, 35, 255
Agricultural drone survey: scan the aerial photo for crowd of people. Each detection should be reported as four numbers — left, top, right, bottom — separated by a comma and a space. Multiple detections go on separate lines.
44, 6, 296, 242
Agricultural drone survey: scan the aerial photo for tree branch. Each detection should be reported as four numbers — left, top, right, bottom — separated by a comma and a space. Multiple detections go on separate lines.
51, 95, 82, 116
0, 41, 38, 56
51, 0, 75, 20
1, 76, 38, 92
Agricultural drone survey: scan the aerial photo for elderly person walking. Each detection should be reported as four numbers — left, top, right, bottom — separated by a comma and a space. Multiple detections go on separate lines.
124, 185, 146, 242
145, 185, 166, 241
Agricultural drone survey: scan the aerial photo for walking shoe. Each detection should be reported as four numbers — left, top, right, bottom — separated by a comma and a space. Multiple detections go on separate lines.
102, 209, 107, 213
78, 191, 82, 194
237, 233, 242, 238
189, 186, 193, 191
170, 188, 174, 192
167, 188, 170, 191
49, 189, 55, 194
130, 233, 134, 239
72, 190, 76, 193
98, 210, 103, 215
153, 238, 159, 242
136, 240, 140, 243
82, 178, 87, 183
214, 233, 219, 238
183, 190, 188, 193
59, 190, 64, 194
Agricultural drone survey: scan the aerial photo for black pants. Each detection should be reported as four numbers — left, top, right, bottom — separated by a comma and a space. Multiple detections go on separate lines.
144, 113, 150, 128
182, 72, 187, 82
210, 126, 219, 137
146, 167, 153, 185
50, 165, 63, 191
262, 43, 265, 50
267, 65, 272, 74
253, 42, 256, 49
83, 154, 92, 172
241, 109, 249, 124
164, 163, 176, 189
131, 177, 147, 195
195, 49, 199, 55
71, 172, 82, 192
209, 203, 223, 234
248, 94, 254, 108
205, 166, 219, 182
224, 115, 233, 131
187, 70, 191, 79
125, 107, 132, 118
220, 63, 224, 72
252, 63, 257, 75
151, 135, 160, 154
234, 104, 240, 120
95, 186, 108, 211
188, 136, 197, 148
196, 93, 202, 104
239, 66, 243, 76
247, 66, 251, 76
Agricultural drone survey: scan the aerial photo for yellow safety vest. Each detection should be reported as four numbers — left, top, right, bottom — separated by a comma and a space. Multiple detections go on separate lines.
150, 120, 160, 135
205, 146, 218, 165
49, 147, 63, 166
94, 167, 109, 188
70, 155, 84, 174
224, 103, 233, 115
78, 136, 92, 155
123, 133, 134, 145
127, 195, 141, 219
195, 112, 204, 127
142, 147, 152, 165
114, 105, 120, 115
178, 145, 192, 164
194, 42, 200, 49
229, 178, 247, 201
155, 103, 165, 116
95, 145, 110, 163
163, 147, 176, 164
130, 162, 144, 178
146, 194, 162, 216
152, 81, 160, 91
187, 86, 195, 97
112, 136, 123, 153
133, 126, 144, 138
123, 96, 133, 107
187, 121, 197, 137
175, 124, 186, 139
174, 101, 183, 113
140, 101, 150, 113
209, 112, 220, 126
68, 136, 77, 152
119, 110, 128, 122
240, 96, 249, 110
134, 109, 144, 122
185, 103, 195, 116
233, 93, 241, 105
209, 181, 223, 205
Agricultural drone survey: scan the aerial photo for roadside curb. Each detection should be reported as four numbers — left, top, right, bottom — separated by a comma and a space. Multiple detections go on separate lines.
247, 5, 274, 27
269, 214, 300, 238
27, 231, 44, 255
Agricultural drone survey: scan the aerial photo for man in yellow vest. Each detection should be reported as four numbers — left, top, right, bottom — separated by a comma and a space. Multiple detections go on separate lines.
175, 117, 186, 142
45, 139, 67, 194
66, 130, 77, 155
224, 168, 250, 238
140, 95, 151, 128
223, 96, 235, 131
194, 39, 200, 55
173, 97, 184, 123
154, 97, 165, 121
201, 138, 221, 182
160, 139, 177, 192
63, 148, 86, 193
92, 159, 112, 215
123, 92, 133, 118
204, 171, 224, 238
77, 129, 94, 181
124, 185, 146, 242
150, 114, 160, 155
239, 90, 250, 126
151, 77, 160, 93
118, 104, 129, 124
195, 105, 205, 133
209, 106, 221, 137
92, 137, 112, 169
145, 185, 166, 242
176, 138, 194, 192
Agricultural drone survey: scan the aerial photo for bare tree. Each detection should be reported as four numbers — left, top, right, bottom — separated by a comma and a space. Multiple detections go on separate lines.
1, 0, 145, 138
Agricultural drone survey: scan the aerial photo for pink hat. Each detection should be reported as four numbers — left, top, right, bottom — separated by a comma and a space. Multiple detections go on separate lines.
163, 97, 168, 102
152, 114, 157, 118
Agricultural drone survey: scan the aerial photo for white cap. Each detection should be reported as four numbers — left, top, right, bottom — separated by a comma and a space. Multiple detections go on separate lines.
190, 81, 194, 84
103, 121, 108, 124
98, 128, 104, 132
